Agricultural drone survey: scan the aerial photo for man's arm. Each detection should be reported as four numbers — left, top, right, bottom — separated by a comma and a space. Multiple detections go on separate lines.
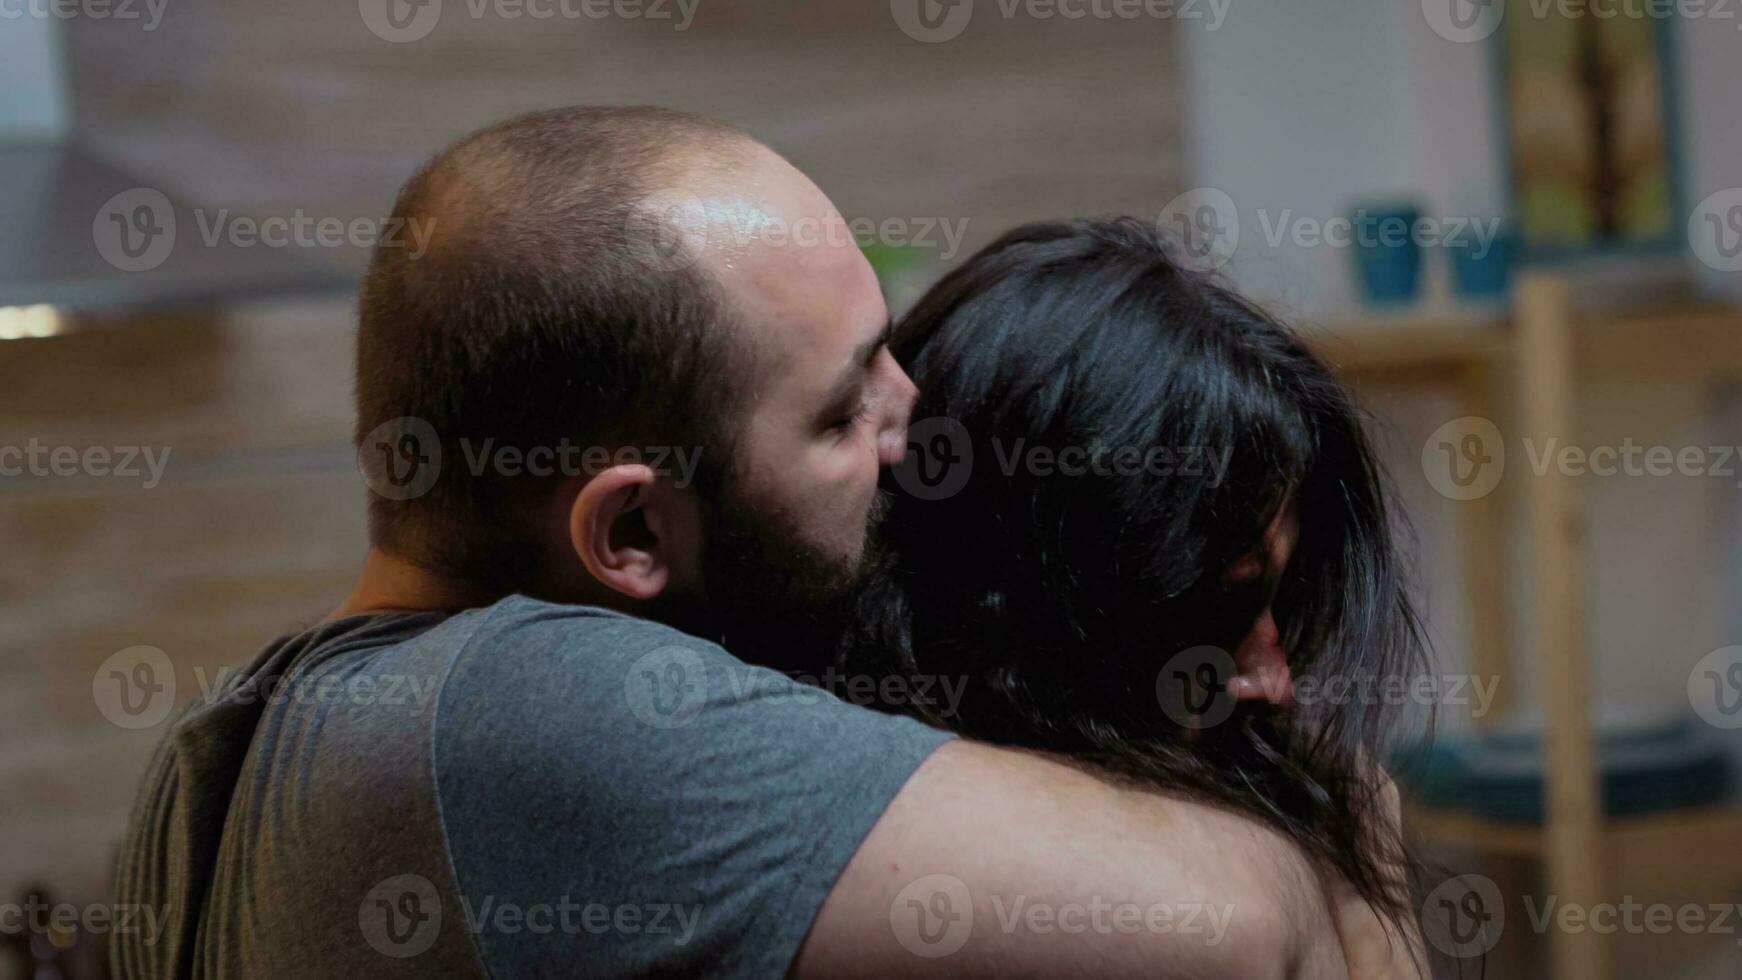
1326, 768, 1428, 979
792, 740, 1349, 979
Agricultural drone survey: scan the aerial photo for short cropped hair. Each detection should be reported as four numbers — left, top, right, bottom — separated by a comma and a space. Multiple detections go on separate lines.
355, 106, 752, 595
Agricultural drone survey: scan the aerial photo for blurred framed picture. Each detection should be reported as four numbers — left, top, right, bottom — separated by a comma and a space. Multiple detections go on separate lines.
1493, 11, 1686, 262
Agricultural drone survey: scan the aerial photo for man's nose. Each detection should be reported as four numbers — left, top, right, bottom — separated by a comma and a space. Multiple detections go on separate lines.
876, 361, 920, 467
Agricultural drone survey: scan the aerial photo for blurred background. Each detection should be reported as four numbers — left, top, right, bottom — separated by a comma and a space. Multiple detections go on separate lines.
2, 1, 1739, 977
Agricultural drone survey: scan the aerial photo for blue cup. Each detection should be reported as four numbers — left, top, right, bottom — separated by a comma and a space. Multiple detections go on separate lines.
1350, 203, 1424, 306
1449, 228, 1516, 302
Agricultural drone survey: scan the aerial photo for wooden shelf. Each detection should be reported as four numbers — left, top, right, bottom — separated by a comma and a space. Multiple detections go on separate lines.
1408, 803, 1742, 892
1302, 321, 1510, 377
1408, 802, 1742, 855
1307, 276, 1742, 979
1301, 301, 1742, 381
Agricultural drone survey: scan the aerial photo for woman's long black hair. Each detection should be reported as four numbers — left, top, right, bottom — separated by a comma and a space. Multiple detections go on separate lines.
844, 216, 1429, 946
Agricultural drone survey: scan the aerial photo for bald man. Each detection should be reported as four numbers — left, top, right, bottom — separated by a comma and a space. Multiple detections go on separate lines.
113, 107, 1385, 979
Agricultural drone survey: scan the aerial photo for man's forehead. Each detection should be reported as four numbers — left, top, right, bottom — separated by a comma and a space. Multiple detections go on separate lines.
692, 209, 882, 372
644, 143, 885, 383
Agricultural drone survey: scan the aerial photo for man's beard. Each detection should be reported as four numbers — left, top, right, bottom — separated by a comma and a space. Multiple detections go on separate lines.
692, 483, 892, 676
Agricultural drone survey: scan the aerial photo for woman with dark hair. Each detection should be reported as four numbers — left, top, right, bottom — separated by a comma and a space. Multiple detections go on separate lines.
845, 216, 1429, 966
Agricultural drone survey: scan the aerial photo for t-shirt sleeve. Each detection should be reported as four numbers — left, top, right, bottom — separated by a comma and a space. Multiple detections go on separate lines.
432, 598, 955, 977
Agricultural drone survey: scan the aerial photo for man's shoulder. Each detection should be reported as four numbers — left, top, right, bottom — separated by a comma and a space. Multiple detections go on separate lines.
441, 595, 762, 720
438, 594, 945, 756
428, 597, 955, 977
462, 595, 724, 660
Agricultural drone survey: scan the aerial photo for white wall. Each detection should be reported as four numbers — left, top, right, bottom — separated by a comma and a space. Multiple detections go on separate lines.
1181, 0, 1426, 318
0, 16, 68, 140
1183, 0, 1742, 314
1676, 16, 1742, 300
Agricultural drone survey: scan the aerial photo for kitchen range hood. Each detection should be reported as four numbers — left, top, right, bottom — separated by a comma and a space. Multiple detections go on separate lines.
0, 17, 347, 323
0, 141, 351, 316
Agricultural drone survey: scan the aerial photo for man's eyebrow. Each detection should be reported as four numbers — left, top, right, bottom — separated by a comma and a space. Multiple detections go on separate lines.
852, 317, 895, 368
820, 318, 895, 409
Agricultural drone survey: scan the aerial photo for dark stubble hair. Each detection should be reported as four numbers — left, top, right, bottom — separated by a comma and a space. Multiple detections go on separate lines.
692, 472, 893, 677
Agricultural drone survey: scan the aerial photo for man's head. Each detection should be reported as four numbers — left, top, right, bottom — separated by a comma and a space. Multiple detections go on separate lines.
355, 106, 915, 663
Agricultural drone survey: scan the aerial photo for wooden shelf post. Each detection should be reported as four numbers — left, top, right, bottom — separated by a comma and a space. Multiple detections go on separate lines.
1515, 273, 1609, 980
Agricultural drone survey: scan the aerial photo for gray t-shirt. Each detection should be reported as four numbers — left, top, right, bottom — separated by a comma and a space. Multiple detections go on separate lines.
112, 596, 953, 978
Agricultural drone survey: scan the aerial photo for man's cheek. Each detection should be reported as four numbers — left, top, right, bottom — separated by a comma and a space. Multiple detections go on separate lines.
838, 457, 881, 520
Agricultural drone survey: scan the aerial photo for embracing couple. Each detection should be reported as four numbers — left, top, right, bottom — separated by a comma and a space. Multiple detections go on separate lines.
115, 106, 1428, 978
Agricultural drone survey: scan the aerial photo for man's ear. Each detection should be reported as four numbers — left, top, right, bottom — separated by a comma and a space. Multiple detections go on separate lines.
569, 463, 681, 602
